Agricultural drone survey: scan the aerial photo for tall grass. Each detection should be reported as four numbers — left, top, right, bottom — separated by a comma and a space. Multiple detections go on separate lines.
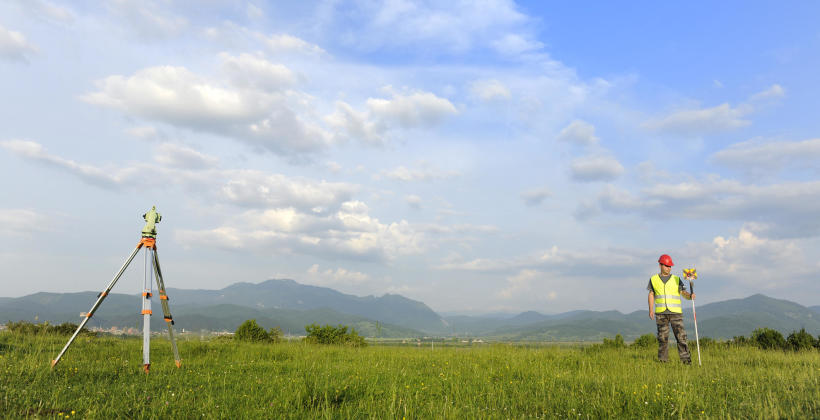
0, 333, 817, 418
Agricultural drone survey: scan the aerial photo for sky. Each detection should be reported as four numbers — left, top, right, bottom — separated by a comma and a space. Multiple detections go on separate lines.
1, 0, 819, 315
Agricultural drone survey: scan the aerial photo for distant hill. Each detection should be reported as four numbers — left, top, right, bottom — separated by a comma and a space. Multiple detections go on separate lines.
1, 284, 816, 341
810, 305, 820, 314
0, 292, 421, 338
163, 279, 447, 333
483, 295, 820, 341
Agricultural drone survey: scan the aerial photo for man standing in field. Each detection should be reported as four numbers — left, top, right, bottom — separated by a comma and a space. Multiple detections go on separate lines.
647, 254, 695, 364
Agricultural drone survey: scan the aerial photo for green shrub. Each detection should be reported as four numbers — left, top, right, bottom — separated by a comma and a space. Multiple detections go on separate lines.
751, 328, 786, 350
235, 319, 273, 343
305, 324, 366, 347
268, 326, 283, 343
601, 334, 625, 348
631, 333, 657, 348
697, 337, 717, 348
729, 335, 751, 346
786, 329, 816, 351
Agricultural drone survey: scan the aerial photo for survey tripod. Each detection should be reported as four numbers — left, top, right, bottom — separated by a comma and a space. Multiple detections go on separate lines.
51, 206, 181, 373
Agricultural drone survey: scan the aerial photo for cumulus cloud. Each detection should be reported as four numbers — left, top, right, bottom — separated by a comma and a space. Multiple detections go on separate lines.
569, 155, 624, 182
82, 65, 331, 158
219, 171, 357, 211
220, 53, 299, 91
683, 227, 817, 290
176, 201, 426, 262
520, 187, 551, 206
305, 264, 370, 287
0, 25, 37, 61
498, 269, 539, 298
327, 91, 457, 145
470, 79, 511, 102
258, 33, 326, 56
588, 177, 820, 238
711, 138, 820, 174
556, 120, 599, 145
642, 103, 751, 136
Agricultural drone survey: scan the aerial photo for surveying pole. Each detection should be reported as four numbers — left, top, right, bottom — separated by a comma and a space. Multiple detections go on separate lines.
684, 268, 702, 366
51, 206, 181, 373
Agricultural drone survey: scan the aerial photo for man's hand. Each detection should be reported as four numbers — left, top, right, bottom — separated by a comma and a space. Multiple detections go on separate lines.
691, 293, 696, 300
649, 311, 655, 320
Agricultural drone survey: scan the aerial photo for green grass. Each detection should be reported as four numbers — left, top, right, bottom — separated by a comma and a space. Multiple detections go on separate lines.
1, 333, 818, 418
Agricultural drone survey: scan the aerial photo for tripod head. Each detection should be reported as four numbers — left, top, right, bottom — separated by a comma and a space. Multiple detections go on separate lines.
141, 206, 162, 238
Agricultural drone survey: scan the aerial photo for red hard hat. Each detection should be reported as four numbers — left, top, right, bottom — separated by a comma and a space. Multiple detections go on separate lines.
658, 254, 674, 266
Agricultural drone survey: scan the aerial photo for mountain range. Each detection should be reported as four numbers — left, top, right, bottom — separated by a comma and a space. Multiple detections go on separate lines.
1, 279, 818, 341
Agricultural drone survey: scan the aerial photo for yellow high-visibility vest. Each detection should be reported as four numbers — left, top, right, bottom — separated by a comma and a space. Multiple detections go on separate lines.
650, 274, 682, 314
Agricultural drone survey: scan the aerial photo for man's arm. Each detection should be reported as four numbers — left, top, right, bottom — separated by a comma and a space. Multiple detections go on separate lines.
648, 291, 655, 320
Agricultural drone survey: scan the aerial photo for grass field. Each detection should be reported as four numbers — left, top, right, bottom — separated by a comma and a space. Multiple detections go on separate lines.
1, 333, 818, 419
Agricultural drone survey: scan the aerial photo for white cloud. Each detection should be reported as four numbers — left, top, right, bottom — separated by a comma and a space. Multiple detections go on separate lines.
258, 33, 326, 56
82, 65, 331, 157
0, 25, 37, 61
405, 194, 422, 209
327, 91, 458, 145
556, 120, 599, 145
2, 140, 356, 212
490, 33, 544, 55
750, 84, 785, 102
333, 0, 532, 54
305, 264, 370, 287
107, 0, 188, 41
569, 155, 624, 182
12, 0, 75, 23
176, 201, 426, 262
0, 209, 49, 236
470, 79, 511, 102
220, 53, 299, 91
153, 143, 218, 170
684, 227, 817, 290
126, 126, 160, 141
246, 4, 265, 20
520, 187, 551, 206
1, 140, 123, 188
642, 103, 751, 136
498, 269, 539, 298
437, 245, 646, 277
367, 91, 458, 128
590, 176, 820, 238
376, 163, 460, 182
219, 171, 357, 211
711, 138, 820, 174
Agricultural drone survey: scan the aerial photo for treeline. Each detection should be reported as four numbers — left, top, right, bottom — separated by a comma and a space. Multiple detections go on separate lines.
4, 321, 96, 337
598, 327, 820, 351
232, 319, 366, 347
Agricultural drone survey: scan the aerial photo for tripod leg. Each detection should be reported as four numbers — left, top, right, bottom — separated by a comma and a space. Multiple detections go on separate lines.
142, 248, 153, 373
152, 247, 181, 368
52, 244, 143, 368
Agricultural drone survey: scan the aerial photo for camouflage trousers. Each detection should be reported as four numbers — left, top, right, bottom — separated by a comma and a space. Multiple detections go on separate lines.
656, 313, 691, 363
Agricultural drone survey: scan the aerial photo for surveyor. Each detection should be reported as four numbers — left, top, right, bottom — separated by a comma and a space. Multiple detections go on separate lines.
647, 254, 695, 364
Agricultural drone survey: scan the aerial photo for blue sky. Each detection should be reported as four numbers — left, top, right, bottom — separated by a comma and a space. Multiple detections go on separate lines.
1, 0, 819, 314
